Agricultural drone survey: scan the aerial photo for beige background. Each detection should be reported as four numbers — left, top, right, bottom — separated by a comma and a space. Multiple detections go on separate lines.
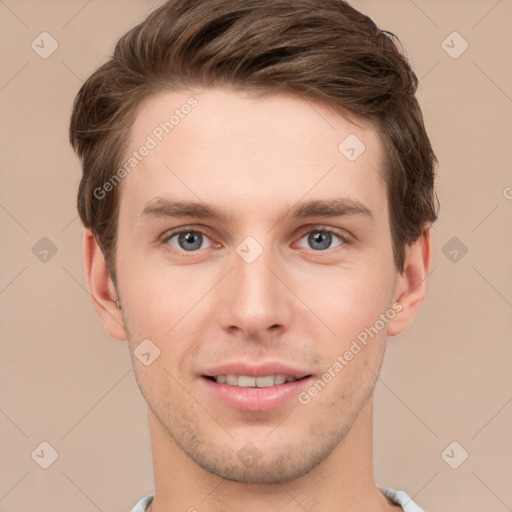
1, 0, 511, 511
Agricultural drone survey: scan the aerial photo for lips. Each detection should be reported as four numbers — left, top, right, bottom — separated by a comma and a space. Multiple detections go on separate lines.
200, 374, 314, 412
199, 361, 313, 411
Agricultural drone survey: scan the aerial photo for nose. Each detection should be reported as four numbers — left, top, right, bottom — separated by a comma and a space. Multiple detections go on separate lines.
217, 239, 294, 342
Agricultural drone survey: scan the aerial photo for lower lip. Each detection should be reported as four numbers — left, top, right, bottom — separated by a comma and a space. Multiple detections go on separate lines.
200, 376, 313, 412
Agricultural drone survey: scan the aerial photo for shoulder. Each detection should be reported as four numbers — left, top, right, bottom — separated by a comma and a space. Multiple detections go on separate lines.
379, 487, 426, 512
130, 495, 154, 512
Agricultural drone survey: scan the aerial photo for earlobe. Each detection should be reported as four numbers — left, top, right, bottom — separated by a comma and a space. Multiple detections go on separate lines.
83, 228, 128, 341
387, 226, 432, 338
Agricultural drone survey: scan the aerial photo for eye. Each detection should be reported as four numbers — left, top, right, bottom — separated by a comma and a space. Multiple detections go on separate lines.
296, 228, 346, 251
163, 229, 214, 252
160, 226, 348, 255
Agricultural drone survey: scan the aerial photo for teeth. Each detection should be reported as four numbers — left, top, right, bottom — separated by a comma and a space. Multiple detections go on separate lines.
238, 375, 256, 387
226, 374, 238, 385
255, 375, 274, 387
274, 375, 287, 385
212, 374, 296, 387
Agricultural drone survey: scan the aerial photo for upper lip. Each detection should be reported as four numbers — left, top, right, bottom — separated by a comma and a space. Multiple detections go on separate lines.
202, 361, 312, 379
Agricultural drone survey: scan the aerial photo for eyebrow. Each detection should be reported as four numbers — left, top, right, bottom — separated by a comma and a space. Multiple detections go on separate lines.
139, 196, 373, 224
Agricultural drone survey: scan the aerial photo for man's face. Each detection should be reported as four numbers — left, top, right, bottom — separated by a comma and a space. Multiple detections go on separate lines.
115, 87, 399, 483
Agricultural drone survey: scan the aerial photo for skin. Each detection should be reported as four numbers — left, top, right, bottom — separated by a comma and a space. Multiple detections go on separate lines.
84, 87, 431, 512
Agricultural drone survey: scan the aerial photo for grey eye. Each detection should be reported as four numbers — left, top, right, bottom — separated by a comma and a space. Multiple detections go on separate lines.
297, 230, 344, 251
168, 231, 211, 251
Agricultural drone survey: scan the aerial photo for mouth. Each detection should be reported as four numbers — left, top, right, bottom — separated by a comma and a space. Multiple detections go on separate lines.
199, 361, 314, 411
200, 372, 314, 412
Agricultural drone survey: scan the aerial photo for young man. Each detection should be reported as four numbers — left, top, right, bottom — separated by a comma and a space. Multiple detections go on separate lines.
69, 1, 438, 510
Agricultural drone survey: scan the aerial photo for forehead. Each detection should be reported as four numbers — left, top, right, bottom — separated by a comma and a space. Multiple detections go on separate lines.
119, 87, 387, 226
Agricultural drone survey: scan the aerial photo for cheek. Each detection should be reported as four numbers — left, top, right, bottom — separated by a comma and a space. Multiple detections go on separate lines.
119, 263, 211, 373
304, 261, 394, 343
117, 247, 203, 328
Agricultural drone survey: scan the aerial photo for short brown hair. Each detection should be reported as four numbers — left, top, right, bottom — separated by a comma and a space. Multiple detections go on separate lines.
69, 0, 439, 290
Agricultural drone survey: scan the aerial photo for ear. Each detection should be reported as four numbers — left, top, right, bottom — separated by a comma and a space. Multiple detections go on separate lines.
387, 226, 432, 338
83, 228, 128, 341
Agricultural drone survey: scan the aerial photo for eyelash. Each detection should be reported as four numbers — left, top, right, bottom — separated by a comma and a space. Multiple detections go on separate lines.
160, 225, 349, 256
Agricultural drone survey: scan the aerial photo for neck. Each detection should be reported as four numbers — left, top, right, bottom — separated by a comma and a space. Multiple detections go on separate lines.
147, 395, 397, 512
